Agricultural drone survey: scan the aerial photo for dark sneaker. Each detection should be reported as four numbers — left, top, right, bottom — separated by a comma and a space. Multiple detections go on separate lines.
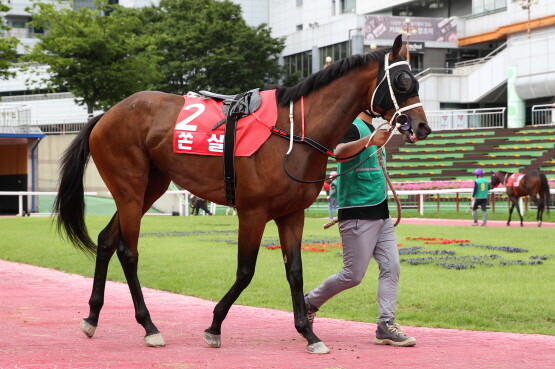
374, 321, 416, 347
304, 295, 318, 325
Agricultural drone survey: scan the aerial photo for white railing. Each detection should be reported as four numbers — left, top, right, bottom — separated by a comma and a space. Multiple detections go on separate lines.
0, 106, 32, 126
0, 190, 188, 217
3, 188, 553, 218
415, 67, 454, 78
454, 42, 507, 69
425, 107, 506, 131
531, 104, 555, 126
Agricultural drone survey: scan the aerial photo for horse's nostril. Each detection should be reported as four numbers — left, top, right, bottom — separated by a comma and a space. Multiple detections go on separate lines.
416, 122, 431, 139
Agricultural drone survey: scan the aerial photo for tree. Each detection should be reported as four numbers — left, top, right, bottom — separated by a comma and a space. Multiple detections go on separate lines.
143, 0, 285, 94
23, 0, 162, 114
0, 1, 19, 79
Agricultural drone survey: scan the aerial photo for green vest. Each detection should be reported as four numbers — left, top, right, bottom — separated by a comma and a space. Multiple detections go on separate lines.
337, 119, 387, 208
474, 177, 490, 199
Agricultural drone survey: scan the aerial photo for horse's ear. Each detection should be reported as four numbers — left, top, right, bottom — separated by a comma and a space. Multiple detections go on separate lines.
390, 34, 403, 60
400, 43, 408, 59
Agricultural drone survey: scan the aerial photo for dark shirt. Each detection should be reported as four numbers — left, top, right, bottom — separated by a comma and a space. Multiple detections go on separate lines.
337, 120, 390, 221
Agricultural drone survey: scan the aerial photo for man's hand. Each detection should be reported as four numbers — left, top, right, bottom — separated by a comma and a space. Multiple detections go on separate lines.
366, 129, 393, 148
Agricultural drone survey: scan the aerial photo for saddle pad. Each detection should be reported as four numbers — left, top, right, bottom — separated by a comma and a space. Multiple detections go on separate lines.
173, 90, 277, 156
506, 173, 524, 188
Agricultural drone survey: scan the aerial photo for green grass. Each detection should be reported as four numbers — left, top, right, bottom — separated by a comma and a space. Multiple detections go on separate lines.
1, 216, 554, 336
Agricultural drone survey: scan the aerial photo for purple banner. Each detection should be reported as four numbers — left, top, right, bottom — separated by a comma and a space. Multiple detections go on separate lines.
364, 16, 457, 43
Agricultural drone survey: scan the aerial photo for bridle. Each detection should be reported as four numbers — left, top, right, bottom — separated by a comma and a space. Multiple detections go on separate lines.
366, 52, 423, 133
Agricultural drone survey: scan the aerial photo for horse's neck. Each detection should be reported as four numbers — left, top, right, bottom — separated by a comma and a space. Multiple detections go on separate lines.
304, 75, 373, 149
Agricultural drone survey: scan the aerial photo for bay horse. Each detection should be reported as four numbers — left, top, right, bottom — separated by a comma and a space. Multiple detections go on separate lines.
490, 170, 551, 227
54, 35, 431, 354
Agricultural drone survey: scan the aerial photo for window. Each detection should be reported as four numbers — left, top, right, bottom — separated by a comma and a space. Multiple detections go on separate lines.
284, 51, 313, 80
472, 0, 507, 15
319, 42, 348, 67
340, 0, 355, 14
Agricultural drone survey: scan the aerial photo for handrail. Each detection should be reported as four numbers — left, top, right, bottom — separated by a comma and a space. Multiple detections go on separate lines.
425, 107, 506, 130
454, 41, 507, 68
531, 103, 555, 126
415, 67, 455, 78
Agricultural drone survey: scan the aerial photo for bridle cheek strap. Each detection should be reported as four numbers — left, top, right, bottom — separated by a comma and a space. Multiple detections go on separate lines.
369, 53, 422, 128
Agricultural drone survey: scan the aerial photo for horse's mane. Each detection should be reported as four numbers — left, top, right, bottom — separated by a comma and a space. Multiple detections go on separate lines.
276, 48, 390, 106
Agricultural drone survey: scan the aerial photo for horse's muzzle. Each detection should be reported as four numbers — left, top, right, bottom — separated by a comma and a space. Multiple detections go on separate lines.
416, 122, 432, 140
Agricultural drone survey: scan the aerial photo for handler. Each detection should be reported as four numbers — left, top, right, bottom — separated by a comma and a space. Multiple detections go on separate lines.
471, 168, 490, 226
304, 111, 416, 347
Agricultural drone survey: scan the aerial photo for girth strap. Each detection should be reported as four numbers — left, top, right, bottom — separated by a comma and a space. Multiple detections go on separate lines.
222, 92, 247, 207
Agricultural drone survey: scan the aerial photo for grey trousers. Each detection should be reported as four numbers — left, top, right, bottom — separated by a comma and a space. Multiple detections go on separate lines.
306, 218, 400, 323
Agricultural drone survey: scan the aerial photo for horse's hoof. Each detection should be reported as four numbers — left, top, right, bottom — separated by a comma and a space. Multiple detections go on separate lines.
203, 331, 221, 348
145, 333, 165, 347
538, 222, 542, 227
307, 341, 330, 354
80, 319, 96, 338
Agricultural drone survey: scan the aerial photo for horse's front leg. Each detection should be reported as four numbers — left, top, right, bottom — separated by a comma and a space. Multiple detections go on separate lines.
203, 213, 266, 348
275, 210, 328, 354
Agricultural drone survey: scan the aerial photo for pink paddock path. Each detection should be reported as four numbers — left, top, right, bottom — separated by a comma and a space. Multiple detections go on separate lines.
1, 259, 554, 369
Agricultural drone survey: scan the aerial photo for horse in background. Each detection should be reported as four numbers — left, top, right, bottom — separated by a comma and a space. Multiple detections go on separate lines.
490, 170, 551, 227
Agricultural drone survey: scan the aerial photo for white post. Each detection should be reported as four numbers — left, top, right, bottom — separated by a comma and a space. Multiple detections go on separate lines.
419, 194, 424, 215
18, 194, 24, 216
178, 194, 184, 216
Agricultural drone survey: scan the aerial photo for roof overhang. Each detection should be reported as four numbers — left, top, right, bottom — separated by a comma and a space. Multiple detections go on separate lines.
0, 125, 45, 139
458, 15, 555, 46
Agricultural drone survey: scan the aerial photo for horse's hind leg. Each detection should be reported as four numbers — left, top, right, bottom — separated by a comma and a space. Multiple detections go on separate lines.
515, 199, 524, 227
507, 199, 516, 226
537, 201, 544, 227
275, 210, 327, 354
81, 214, 119, 338
117, 171, 170, 346
204, 212, 267, 348
528, 194, 543, 227
81, 171, 170, 343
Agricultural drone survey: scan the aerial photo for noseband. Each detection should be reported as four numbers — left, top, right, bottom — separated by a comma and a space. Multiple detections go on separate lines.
368, 53, 422, 131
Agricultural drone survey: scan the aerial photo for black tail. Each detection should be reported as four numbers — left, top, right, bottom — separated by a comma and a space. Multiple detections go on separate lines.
53, 114, 105, 256
539, 173, 550, 213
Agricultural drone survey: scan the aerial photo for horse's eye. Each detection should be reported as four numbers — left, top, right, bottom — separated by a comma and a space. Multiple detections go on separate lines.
393, 71, 414, 92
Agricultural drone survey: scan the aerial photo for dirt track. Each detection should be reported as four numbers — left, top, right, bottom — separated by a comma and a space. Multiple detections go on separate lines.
1, 259, 554, 369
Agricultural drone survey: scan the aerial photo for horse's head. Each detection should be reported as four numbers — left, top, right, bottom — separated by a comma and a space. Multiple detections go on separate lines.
368, 35, 431, 144
490, 171, 502, 188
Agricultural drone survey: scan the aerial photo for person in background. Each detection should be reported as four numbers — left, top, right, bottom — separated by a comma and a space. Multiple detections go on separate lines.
190, 195, 212, 216
471, 168, 490, 226
325, 171, 338, 219
304, 111, 416, 347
